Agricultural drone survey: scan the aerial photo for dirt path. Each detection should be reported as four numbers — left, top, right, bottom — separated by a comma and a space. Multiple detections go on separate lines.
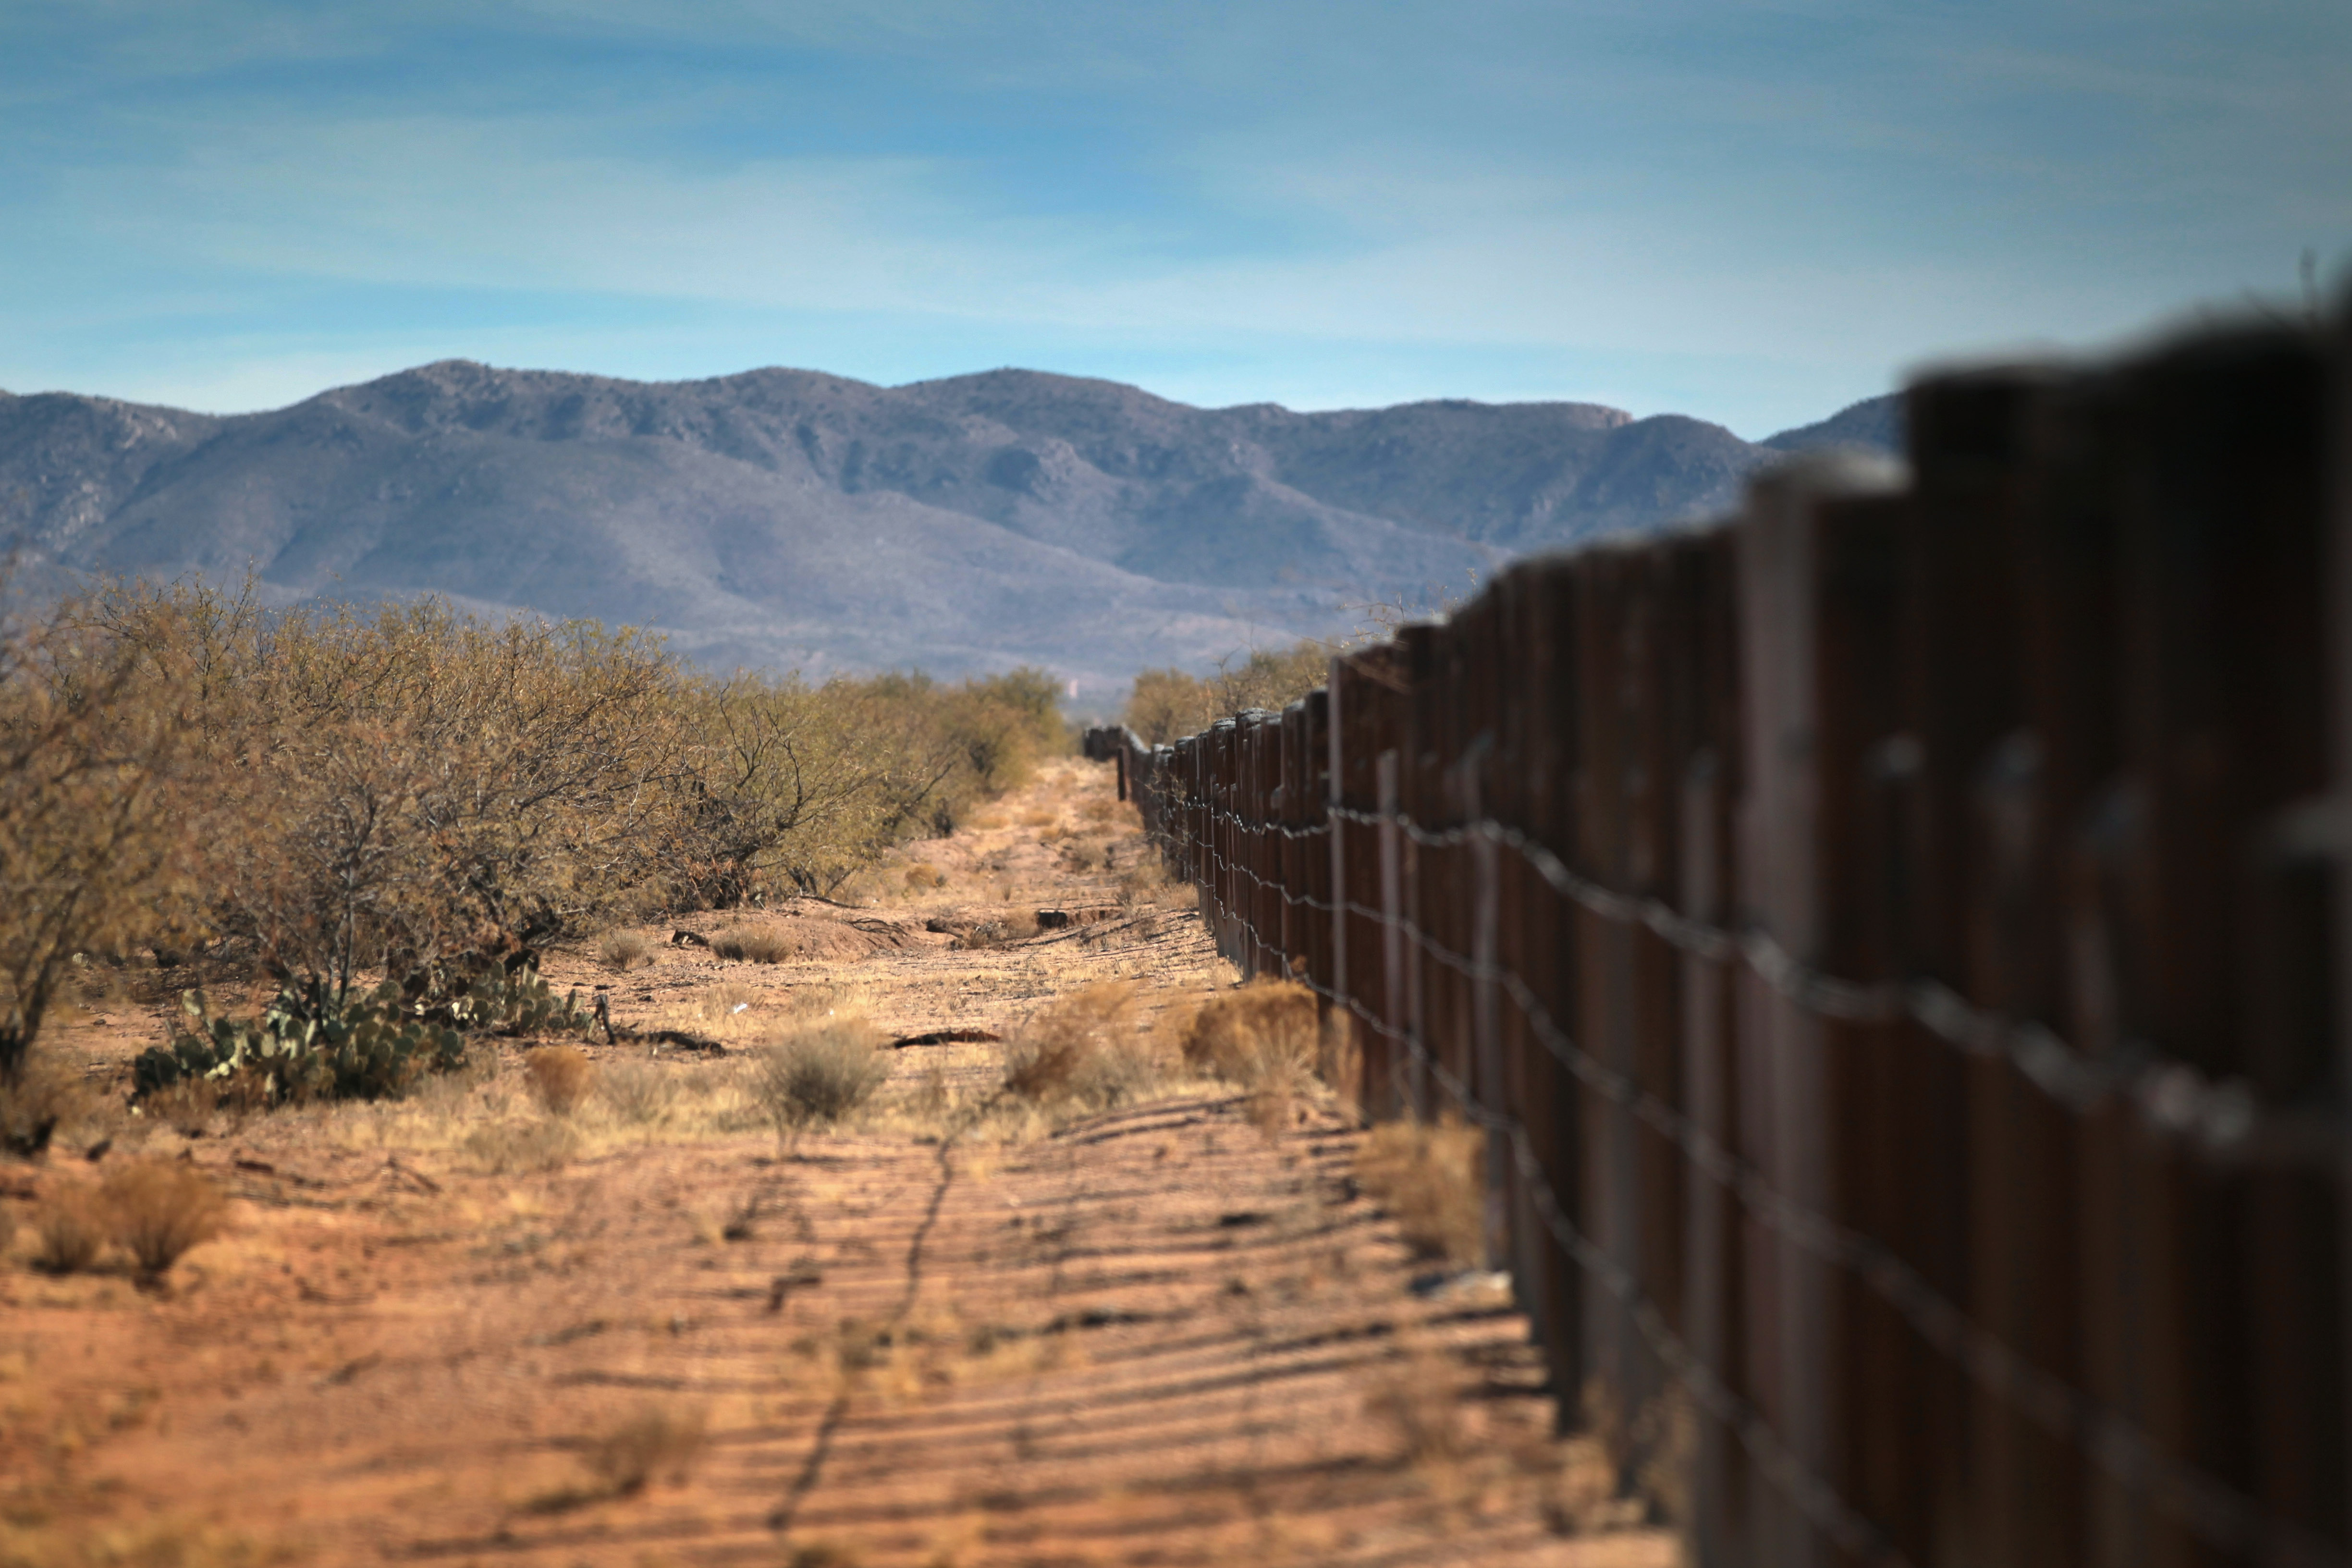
2, 759, 1674, 1567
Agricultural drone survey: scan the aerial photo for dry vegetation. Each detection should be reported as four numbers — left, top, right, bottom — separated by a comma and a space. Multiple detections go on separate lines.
23, 1160, 223, 1284
1181, 977, 1338, 1131
753, 1021, 891, 1134
521, 1044, 598, 1115
1121, 640, 1330, 746
0, 584, 1673, 1565
0, 574, 1068, 1138
999, 980, 1171, 1111
1355, 1115, 1489, 1267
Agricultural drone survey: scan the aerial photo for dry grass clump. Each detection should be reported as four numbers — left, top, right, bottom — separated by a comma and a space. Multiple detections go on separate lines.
1017, 809, 1057, 830
754, 1022, 889, 1134
522, 1045, 598, 1115
1001, 982, 1169, 1111
32, 1181, 109, 1274
956, 909, 1041, 950
144, 1075, 223, 1139
637, 981, 774, 1052
598, 929, 653, 971
1115, 857, 1170, 907
1182, 979, 1325, 1128
902, 861, 947, 890
1567, 1378, 1693, 1534
780, 982, 854, 1019
599, 1058, 679, 1127
24, 1163, 224, 1280
1355, 1115, 1486, 1266
101, 1159, 225, 1280
694, 981, 765, 1022
463, 1118, 578, 1174
1079, 796, 1122, 825
713, 924, 795, 964
1365, 1346, 1473, 1467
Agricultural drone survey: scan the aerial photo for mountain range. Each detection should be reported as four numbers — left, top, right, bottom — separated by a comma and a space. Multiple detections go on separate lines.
0, 361, 1897, 698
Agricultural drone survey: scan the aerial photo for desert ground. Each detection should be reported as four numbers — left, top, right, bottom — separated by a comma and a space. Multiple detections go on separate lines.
2, 757, 1675, 1568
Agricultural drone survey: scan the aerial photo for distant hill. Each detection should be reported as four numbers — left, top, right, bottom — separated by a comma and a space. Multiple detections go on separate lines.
0, 364, 1898, 697
1760, 393, 1903, 455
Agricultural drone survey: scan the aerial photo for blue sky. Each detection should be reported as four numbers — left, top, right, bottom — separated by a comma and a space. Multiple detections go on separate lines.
3, 1, 2346, 439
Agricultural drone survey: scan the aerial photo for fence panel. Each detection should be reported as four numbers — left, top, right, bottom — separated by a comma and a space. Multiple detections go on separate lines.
1090, 313, 2348, 1568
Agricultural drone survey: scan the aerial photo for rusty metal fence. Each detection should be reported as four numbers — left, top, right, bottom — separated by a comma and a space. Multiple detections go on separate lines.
1084, 318, 2351, 1568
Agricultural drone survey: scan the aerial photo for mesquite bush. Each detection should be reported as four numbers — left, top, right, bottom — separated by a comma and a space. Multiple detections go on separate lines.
1, 576, 1067, 1111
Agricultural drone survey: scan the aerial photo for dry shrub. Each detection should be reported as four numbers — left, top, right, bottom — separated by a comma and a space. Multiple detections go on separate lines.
522, 1045, 597, 1115
1182, 979, 1321, 1102
587, 1403, 706, 1494
1079, 1030, 1172, 1111
1123, 640, 1329, 746
714, 924, 795, 964
0, 583, 188, 1097
1115, 857, 1173, 908
600, 1058, 678, 1127
1355, 1116, 1486, 1266
956, 909, 1040, 950
463, 1118, 577, 1174
144, 1075, 220, 1138
1003, 983, 1128, 1103
32, 1181, 110, 1274
1001, 983, 1170, 1112
598, 929, 653, 971
102, 1159, 224, 1279
754, 1022, 888, 1133
0, 580, 1072, 1120
780, 981, 853, 1020
902, 861, 947, 890
694, 981, 765, 1022
1630, 1383, 1696, 1529
1365, 1347, 1471, 1466
0, 1048, 89, 1158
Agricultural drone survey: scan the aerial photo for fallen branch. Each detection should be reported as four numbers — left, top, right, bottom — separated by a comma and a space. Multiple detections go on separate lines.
890, 1029, 1003, 1049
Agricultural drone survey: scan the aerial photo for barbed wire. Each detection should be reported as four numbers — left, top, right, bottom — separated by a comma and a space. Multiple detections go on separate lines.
1180, 841, 1913, 1562
1122, 750, 2349, 1568
1163, 780, 2332, 1162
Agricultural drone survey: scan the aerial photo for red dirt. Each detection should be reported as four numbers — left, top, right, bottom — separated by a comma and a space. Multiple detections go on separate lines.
1, 760, 1676, 1567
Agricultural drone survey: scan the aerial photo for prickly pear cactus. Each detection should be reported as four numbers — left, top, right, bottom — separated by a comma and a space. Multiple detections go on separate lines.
441, 959, 589, 1037
135, 978, 468, 1105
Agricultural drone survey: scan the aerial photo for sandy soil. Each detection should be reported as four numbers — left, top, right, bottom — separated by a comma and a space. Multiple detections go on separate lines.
1, 758, 1676, 1568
